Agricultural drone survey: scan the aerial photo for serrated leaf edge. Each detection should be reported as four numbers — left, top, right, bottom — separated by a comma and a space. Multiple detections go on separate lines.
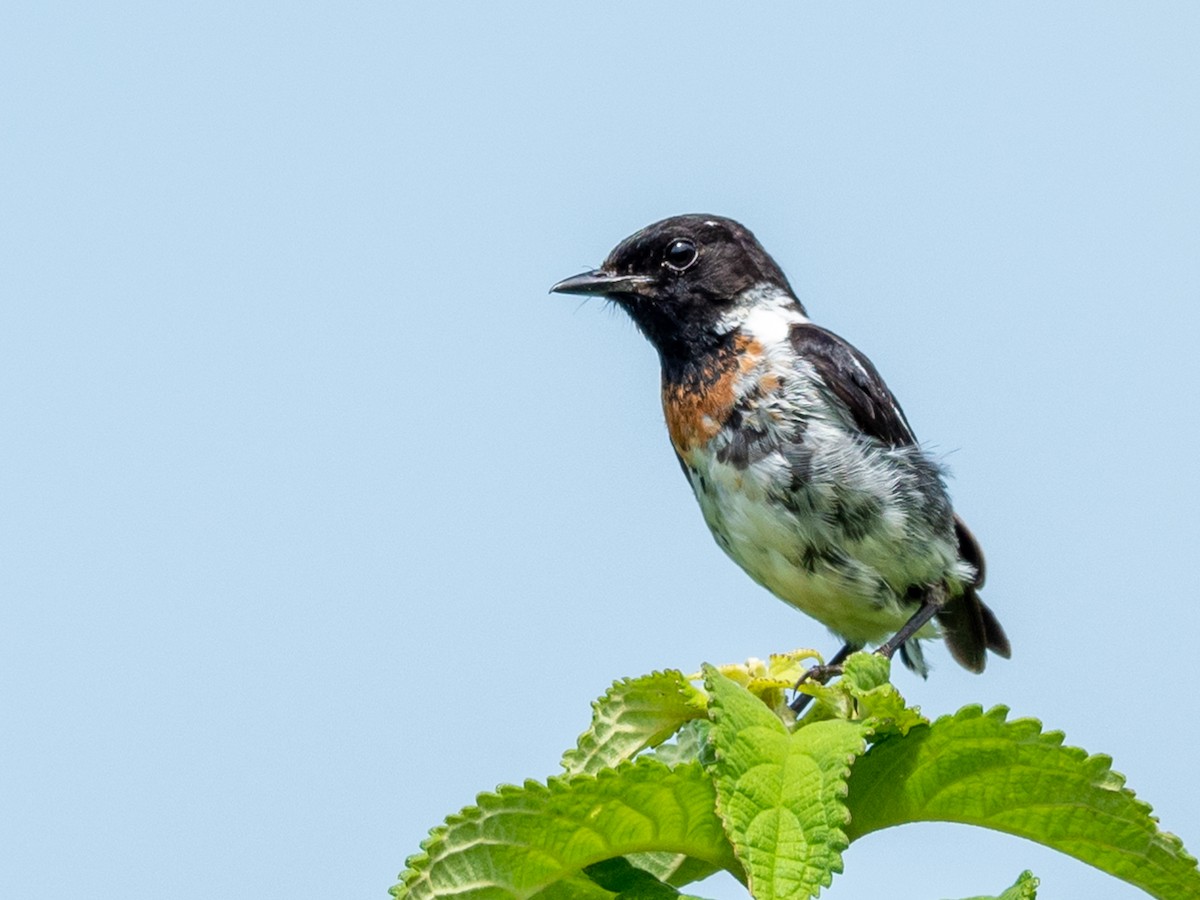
395, 757, 735, 899
561, 669, 708, 776
704, 667, 870, 899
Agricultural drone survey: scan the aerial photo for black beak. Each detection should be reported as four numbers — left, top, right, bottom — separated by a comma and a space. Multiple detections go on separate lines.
549, 270, 656, 296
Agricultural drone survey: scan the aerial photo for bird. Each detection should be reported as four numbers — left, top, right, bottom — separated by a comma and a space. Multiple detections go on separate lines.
551, 214, 1010, 687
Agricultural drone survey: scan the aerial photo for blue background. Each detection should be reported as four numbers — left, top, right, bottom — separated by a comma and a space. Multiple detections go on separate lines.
3, 3, 1198, 898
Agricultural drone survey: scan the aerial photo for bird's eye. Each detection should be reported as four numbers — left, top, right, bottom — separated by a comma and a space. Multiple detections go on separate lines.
663, 238, 698, 272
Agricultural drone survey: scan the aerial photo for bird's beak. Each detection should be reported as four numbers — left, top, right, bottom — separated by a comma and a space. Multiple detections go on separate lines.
549, 270, 656, 296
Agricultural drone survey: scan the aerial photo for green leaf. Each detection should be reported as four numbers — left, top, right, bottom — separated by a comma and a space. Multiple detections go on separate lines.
795, 652, 924, 737
562, 671, 709, 776
622, 851, 721, 889
530, 871, 719, 900
529, 873, 624, 900
845, 705, 1200, 900
644, 720, 713, 769
582, 857, 716, 899
393, 758, 739, 900
951, 869, 1039, 900
704, 665, 871, 900
707, 649, 823, 718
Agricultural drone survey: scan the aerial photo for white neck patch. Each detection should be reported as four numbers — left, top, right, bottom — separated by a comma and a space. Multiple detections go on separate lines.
718, 284, 809, 346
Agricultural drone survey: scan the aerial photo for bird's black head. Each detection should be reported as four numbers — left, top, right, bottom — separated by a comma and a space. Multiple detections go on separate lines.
551, 214, 802, 361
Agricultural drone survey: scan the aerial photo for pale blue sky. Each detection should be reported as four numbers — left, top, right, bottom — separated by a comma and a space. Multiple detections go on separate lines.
3, 3, 1198, 899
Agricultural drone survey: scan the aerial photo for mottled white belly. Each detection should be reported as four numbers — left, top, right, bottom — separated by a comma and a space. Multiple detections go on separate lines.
684, 430, 953, 644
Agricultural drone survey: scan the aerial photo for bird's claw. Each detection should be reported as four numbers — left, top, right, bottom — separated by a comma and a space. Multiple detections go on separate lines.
788, 662, 846, 714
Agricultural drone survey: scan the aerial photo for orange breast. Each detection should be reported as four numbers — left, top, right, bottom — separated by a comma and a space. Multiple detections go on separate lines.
661, 336, 763, 459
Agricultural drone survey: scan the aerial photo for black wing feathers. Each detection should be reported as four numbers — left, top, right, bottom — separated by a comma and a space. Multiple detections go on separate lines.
788, 324, 917, 448
954, 514, 987, 588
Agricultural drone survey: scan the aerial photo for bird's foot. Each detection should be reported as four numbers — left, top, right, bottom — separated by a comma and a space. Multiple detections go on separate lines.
788, 662, 845, 714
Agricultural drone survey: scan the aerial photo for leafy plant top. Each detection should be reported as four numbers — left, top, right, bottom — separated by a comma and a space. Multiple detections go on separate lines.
394, 651, 1197, 899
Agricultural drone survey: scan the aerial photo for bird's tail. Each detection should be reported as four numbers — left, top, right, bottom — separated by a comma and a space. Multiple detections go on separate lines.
936, 515, 1011, 673
937, 585, 1011, 673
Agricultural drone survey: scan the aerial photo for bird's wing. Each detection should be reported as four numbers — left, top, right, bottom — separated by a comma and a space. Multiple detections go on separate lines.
788, 323, 1005, 667
788, 323, 918, 448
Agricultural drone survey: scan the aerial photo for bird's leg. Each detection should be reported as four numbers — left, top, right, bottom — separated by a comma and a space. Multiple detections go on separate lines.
789, 641, 858, 714
873, 584, 946, 662
790, 586, 948, 715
